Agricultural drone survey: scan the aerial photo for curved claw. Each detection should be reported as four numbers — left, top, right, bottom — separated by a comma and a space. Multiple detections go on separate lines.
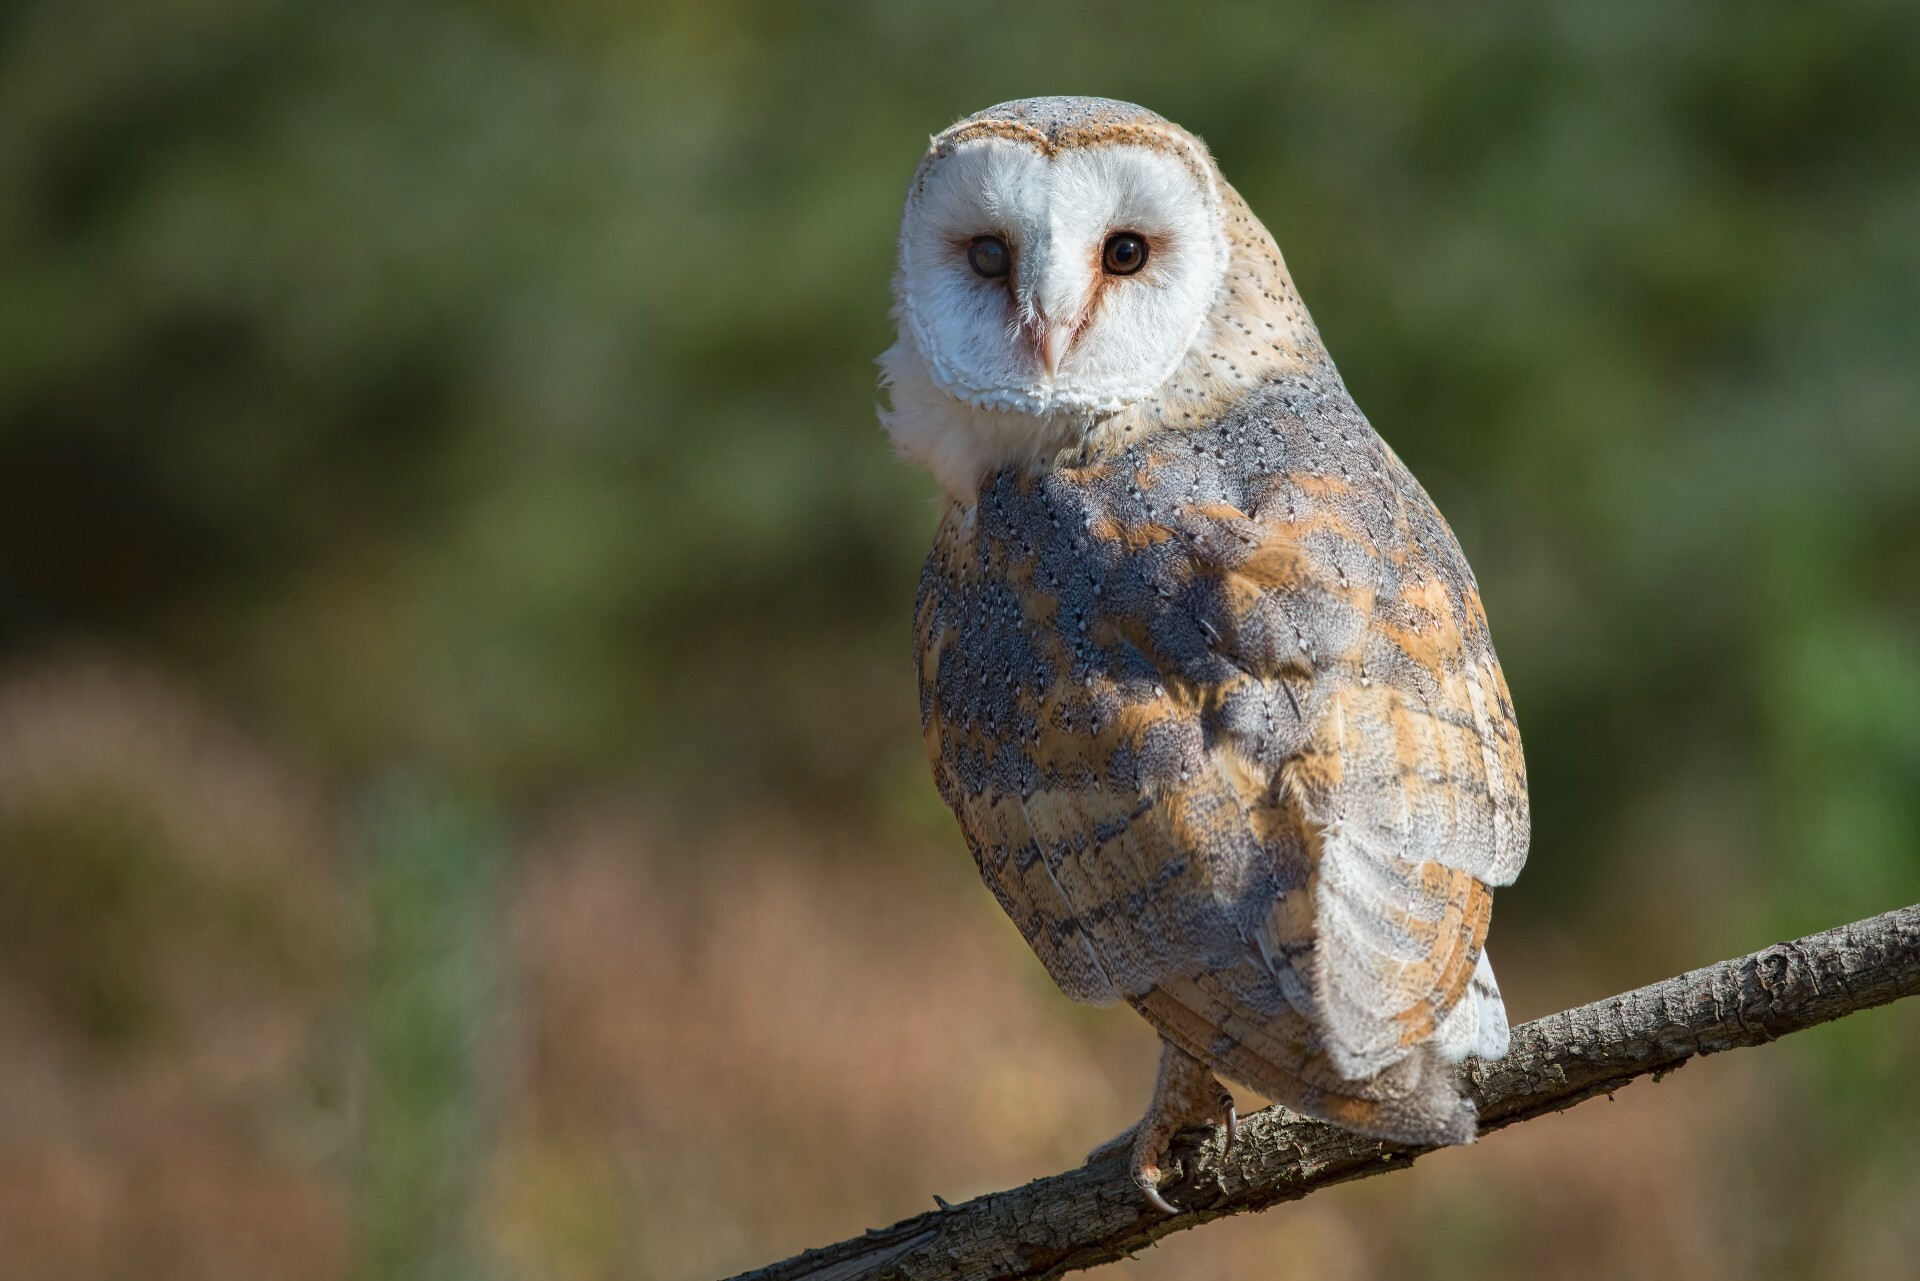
1124, 1042, 1234, 1216
1136, 1171, 1179, 1215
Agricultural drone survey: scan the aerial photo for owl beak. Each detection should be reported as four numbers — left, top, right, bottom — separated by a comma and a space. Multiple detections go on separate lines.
1024, 311, 1076, 381
1040, 322, 1074, 380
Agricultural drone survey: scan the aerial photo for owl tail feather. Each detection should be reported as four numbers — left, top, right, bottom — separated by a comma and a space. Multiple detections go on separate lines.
1135, 977, 1480, 1149
1433, 948, 1511, 1065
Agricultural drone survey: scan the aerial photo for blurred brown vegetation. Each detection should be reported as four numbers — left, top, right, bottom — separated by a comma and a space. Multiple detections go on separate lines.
2, 1, 1918, 1279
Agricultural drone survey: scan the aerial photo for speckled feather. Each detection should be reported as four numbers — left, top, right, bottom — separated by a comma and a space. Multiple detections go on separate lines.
907, 99, 1528, 1145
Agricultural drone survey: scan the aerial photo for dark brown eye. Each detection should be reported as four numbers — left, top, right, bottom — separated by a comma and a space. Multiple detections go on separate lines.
1102, 231, 1149, 276
967, 235, 1011, 278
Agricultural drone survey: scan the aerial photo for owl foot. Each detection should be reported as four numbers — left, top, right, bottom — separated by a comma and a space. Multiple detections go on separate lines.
1090, 1039, 1235, 1215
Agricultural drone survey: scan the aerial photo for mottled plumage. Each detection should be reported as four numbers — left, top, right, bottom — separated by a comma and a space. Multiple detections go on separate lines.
884, 97, 1528, 1205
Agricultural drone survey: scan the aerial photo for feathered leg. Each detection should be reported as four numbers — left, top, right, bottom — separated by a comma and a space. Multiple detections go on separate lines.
1087, 1037, 1236, 1214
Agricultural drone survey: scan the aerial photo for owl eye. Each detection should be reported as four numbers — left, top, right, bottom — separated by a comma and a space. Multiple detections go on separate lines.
967, 235, 1011, 279
1102, 231, 1149, 276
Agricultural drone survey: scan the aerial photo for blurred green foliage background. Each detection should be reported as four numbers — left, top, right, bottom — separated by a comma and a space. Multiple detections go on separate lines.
1, 1, 1917, 1279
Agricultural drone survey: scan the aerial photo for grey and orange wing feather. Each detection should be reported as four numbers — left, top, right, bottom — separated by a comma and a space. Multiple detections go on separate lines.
917, 417, 1528, 1142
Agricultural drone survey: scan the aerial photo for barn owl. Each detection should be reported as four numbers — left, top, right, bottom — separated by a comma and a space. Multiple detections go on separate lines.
881, 97, 1529, 1213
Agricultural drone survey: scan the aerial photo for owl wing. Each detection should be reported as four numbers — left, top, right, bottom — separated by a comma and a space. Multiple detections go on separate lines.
918, 433, 1528, 1142
1256, 453, 1528, 1081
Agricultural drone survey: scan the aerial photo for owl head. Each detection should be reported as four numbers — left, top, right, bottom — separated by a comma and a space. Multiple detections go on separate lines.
880, 97, 1319, 497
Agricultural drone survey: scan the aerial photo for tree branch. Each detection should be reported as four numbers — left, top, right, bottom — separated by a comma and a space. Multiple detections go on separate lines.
724, 904, 1920, 1281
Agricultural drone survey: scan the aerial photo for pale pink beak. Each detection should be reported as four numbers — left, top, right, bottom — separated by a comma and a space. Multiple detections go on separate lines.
1024, 311, 1076, 380
1041, 322, 1073, 379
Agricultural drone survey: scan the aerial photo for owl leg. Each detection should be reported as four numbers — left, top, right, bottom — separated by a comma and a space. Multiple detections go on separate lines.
1089, 1038, 1235, 1214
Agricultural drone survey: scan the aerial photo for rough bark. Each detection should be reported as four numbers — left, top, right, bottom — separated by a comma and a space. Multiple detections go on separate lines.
724, 904, 1920, 1281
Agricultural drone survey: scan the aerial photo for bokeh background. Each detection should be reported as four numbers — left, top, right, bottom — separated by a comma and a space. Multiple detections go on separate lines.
3, 2, 1919, 1278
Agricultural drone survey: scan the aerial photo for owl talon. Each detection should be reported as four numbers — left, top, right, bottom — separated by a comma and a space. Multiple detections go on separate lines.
1115, 1040, 1238, 1215
1137, 1169, 1179, 1216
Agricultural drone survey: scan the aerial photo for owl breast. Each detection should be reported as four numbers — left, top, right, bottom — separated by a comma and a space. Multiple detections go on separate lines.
920, 379, 1436, 780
